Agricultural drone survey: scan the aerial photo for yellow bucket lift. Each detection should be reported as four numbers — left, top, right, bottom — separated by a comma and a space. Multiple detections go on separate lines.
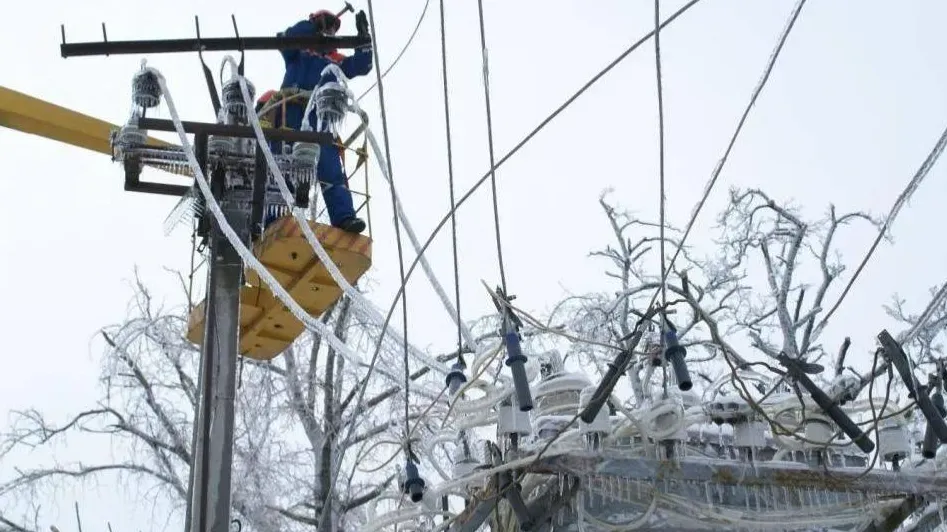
1, 84, 372, 359
186, 215, 372, 361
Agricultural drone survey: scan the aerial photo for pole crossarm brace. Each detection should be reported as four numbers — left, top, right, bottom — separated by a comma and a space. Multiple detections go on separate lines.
60, 31, 371, 58
137, 117, 335, 144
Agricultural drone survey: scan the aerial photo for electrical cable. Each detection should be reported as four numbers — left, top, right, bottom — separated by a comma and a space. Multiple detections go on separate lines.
356, 0, 432, 102
817, 122, 947, 332
456, 0, 809, 499
363, 0, 414, 457
324, 7, 706, 515
658, 0, 808, 305
653, 0, 669, 395
437, 0, 465, 362
474, 0, 508, 295
364, 0, 704, 438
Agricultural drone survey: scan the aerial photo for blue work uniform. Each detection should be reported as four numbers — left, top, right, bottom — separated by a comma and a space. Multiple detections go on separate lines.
271, 18, 373, 227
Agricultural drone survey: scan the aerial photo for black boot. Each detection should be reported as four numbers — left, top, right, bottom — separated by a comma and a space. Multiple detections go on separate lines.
336, 216, 366, 234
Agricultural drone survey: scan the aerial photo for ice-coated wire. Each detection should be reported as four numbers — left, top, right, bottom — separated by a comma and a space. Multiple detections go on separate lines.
900, 281, 947, 345
474, 0, 508, 295
356, 0, 432, 102
363, 0, 414, 454
660, 0, 808, 296
146, 67, 409, 389
818, 120, 947, 333
360, 0, 705, 410
469, 0, 806, 484
360, 126, 478, 351
653, 0, 669, 395
288, 96, 477, 352
219, 56, 446, 376
437, 0, 465, 360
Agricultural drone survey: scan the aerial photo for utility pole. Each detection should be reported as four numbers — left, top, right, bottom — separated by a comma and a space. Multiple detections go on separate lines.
57, 18, 372, 532
187, 144, 246, 532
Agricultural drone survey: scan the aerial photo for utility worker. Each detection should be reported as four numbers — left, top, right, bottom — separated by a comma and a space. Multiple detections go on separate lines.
272, 8, 373, 234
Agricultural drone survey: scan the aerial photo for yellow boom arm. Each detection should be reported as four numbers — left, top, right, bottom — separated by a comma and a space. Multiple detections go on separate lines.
0, 85, 170, 155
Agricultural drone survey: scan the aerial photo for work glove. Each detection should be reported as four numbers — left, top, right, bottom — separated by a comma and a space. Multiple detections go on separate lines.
355, 11, 372, 52
356, 10, 370, 38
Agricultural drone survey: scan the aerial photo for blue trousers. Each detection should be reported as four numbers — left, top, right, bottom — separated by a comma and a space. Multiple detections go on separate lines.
263, 102, 356, 227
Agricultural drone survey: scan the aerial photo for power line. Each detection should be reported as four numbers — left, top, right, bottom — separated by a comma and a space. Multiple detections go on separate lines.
364, 0, 413, 459
368, 0, 704, 376
529, 0, 809, 466
437, 0, 465, 360
356, 0, 432, 102
817, 121, 947, 331
320, 0, 424, 517
330, 0, 703, 501
659, 0, 807, 300
475, 0, 509, 295
653, 0, 669, 394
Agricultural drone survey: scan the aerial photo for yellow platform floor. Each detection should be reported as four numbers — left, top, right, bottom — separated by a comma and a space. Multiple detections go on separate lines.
186, 215, 372, 360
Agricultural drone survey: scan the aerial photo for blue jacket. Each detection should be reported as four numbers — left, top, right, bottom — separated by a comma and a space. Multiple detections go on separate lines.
278, 19, 373, 91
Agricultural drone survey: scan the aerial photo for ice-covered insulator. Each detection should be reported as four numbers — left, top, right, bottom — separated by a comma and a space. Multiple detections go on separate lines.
290, 167, 314, 187
117, 125, 147, 148
533, 371, 590, 418
445, 361, 467, 397
222, 78, 255, 122
732, 420, 766, 448
400, 459, 425, 503
131, 69, 161, 108
451, 443, 479, 484
534, 416, 567, 440
664, 329, 692, 391
674, 389, 701, 409
497, 397, 531, 436
705, 395, 753, 425
192, 190, 206, 218
292, 142, 321, 169
640, 327, 662, 366
803, 413, 835, 447
209, 135, 235, 155
879, 416, 911, 463
314, 82, 348, 134
116, 121, 147, 149
648, 399, 686, 442
579, 386, 610, 450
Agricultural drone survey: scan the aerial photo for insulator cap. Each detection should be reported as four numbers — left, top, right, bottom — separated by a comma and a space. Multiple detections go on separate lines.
400, 460, 425, 503
446, 361, 467, 395
132, 70, 162, 109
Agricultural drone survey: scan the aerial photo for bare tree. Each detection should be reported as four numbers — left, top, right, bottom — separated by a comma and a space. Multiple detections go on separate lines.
473, 188, 947, 531
537, 187, 920, 394
5, 187, 946, 532
0, 272, 461, 532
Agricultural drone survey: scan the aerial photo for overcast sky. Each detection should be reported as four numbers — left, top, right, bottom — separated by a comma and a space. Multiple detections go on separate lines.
2, 0, 947, 530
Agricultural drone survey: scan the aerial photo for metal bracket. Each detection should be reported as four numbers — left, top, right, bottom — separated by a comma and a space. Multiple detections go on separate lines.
60, 26, 371, 57
137, 117, 333, 144
121, 157, 190, 196
194, 16, 221, 116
